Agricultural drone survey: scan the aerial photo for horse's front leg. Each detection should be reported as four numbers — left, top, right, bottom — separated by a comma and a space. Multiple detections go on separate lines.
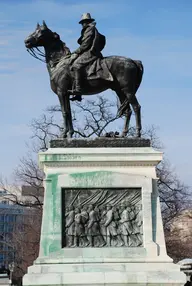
64, 93, 74, 138
57, 91, 69, 138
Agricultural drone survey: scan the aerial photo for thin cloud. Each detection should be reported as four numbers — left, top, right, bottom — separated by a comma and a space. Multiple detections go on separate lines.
0, 124, 31, 137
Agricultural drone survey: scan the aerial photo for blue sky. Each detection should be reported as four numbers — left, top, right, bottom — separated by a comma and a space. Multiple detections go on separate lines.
0, 0, 192, 185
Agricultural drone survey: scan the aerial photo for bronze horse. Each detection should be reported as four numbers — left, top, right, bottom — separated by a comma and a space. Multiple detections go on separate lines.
24, 22, 144, 138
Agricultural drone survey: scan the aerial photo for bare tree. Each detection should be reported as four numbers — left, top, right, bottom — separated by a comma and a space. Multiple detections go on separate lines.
22, 97, 191, 221
0, 176, 43, 208
14, 96, 191, 221
0, 197, 41, 280
43, 96, 120, 138
12, 208, 42, 278
157, 160, 190, 228
0, 177, 42, 279
165, 210, 192, 262
0, 207, 41, 279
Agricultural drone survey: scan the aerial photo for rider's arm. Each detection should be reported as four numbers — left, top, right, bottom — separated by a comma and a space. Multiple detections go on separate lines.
74, 26, 95, 55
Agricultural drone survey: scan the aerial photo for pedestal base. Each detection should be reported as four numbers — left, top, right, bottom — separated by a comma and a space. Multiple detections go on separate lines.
23, 248, 185, 286
23, 143, 185, 286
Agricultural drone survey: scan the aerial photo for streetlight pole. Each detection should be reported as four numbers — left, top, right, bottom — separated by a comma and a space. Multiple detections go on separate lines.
8, 262, 15, 286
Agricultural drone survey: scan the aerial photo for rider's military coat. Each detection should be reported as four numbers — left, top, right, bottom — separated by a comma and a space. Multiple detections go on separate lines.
73, 22, 105, 69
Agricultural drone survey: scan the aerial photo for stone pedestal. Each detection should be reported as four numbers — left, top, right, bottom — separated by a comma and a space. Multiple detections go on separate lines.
23, 139, 185, 286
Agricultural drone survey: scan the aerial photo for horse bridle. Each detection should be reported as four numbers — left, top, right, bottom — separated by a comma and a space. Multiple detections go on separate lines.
27, 47, 46, 63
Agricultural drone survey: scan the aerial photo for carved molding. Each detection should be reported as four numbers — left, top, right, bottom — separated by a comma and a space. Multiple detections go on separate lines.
44, 161, 157, 168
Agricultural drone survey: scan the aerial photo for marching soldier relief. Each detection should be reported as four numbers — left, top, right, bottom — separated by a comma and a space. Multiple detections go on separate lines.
63, 188, 143, 248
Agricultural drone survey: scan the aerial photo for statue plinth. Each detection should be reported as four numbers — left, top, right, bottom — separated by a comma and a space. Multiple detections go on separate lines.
50, 137, 151, 148
23, 140, 185, 286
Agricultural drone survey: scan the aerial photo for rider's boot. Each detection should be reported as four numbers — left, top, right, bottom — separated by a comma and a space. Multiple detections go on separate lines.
68, 70, 82, 102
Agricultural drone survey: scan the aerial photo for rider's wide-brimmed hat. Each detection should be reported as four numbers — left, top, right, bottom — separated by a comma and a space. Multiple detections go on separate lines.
79, 13, 95, 24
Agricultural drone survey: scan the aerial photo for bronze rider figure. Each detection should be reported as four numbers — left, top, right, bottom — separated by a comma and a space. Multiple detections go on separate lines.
68, 13, 106, 101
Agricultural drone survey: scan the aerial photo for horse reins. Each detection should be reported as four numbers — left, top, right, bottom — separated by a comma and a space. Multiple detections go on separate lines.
27, 47, 46, 63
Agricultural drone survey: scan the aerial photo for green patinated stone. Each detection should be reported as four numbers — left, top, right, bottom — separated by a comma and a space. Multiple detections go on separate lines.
47, 174, 58, 222
41, 173, 62, 256
70, 171, 113, 188
39, 153, 81, 162
40, 170, 115, 256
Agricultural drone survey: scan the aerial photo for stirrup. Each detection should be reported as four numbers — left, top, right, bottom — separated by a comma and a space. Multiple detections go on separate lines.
70, 94, 82, 102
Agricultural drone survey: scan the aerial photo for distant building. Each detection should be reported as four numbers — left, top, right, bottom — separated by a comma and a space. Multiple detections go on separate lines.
0, 202, 24, 267
21, 185, 44, 205
0, 185, 44, 206
0, 190, 9, 205
0, 186, 43, 268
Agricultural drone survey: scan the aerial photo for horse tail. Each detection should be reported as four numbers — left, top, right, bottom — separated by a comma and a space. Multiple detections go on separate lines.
134, 60, 144, 93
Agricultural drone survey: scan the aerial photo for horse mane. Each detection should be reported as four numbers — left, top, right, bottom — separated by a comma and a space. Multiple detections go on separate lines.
62, 42, 71, 56
53, 32, 71, 56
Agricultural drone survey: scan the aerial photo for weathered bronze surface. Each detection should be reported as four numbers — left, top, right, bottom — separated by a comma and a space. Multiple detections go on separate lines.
25, 16, 144, 139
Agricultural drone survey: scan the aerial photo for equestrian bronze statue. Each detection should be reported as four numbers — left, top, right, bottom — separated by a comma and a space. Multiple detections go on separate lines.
24, 14, 144, 138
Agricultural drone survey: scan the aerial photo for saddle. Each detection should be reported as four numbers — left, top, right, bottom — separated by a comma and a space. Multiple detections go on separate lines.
69, 58, 113, 82
86, 58, 113, 81
51, 55, 113, 83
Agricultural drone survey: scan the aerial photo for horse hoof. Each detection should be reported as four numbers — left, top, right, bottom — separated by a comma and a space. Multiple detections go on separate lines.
121, 133, 127, 138
68, 133, 74, 139
61, 132, 68, 139
135, 131, 141, 138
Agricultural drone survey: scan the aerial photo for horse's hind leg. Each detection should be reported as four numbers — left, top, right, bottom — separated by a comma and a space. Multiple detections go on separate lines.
130, 95, 141, 137
121, 89, 141, 138
116, 90, 132, 137
122, 105, 132, 137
